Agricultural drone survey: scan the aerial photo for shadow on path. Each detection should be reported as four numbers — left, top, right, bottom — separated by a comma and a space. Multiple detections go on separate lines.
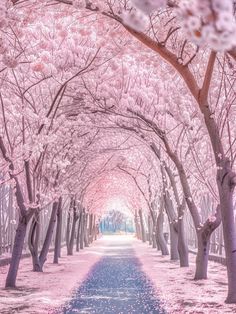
62, 240, 166, 314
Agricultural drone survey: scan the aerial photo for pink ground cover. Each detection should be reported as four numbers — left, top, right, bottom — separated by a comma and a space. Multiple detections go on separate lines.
0, 237, 105, 314
132, 239, 236, 313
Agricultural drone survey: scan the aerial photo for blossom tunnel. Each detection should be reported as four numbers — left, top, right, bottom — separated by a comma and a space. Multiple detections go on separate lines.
0, 0, 236, 313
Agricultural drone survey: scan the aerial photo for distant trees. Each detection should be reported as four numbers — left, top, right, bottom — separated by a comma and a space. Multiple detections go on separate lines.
100, 210, 134, 233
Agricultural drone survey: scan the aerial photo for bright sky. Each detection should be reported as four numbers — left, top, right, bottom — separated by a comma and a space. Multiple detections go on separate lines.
103, 197, 133, 218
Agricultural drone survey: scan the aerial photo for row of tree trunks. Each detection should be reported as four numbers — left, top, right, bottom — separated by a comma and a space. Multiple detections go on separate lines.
135, 197, 187, 265
137, 196, 220, 281
65, 200, 98, 256
5, 194, 98, 287
147, 208, 188, 267
138, 199, 219, 280
135, 181, 188, 268
151, 123, 220, 278
149, 144, 189, 267
135, 206, 169, 256
28, 201, 59, 272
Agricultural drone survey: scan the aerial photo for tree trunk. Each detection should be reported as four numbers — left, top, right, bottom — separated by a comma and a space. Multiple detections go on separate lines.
88, 213, 93, 244
199, 89, 236, 300
211, 229, 216, 254
163, 188, 179, 260
169, 223, 179, 260
194, 212, 221, 280
53, 197, 62, 264
152, 231, 157, 248
138, 209, 146, 242
84, 213, 89, 247
148, 215, 152, 246
195, 233, 210, 280
150, 210, 157, 248
177, 218, 189, 267
92, 215, 96, 242
5, 217, 27, 288
66, 203, 72, 252
0, 190, 2, 257
156, 209, 169, 255
37, 201, 58, 271
219, 225, 223, 255
197, 53, 236, 301
151, 144, 189, 265
136, 223, 142, 240
218, 181, 236, 303
67, 203, 78, 256
28, 212, 41, 272
134, 212, 141, 240
80, 211, 85, 250
76, 211, 82, 252
95, 222, 99, 240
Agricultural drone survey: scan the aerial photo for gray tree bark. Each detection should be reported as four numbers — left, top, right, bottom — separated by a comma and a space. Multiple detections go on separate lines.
148, 215, 152, 246
37, 201, 58, 270
195, 206, 221, 279
28, 211, 40, 271
53, 197, 62, 263
28, 202, 58, 272
5, 217, 27, 287
155, 205, 169, 256
138, 209, 146, 243
84, 213, 89, 247
67, 200, 79, 256
76, 211, 82, 252
163, 187, 179, 261
150, 143, 189, 266
134, 210, 141, 240
80, 210, 85, 250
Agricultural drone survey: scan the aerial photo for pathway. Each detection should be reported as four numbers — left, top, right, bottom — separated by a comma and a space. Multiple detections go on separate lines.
62, 236, 166, 314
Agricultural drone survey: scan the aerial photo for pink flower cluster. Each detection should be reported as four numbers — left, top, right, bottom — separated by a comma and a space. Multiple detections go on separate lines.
131, 0, 167, 14
0, 1, 8, 29
122, 0, 167, 32
122, 0, 236, 51
178, 0, 236, 51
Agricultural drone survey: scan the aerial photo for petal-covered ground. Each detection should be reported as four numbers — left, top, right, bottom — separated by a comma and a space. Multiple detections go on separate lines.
133, 240, 236, 314
0, 235, 236, 313
0, 239, 104, 314
61, 239, 165, 314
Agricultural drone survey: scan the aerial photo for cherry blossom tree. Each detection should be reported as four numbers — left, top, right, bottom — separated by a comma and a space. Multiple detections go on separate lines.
53, 0, 236, 302
0, 0, 236, 305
